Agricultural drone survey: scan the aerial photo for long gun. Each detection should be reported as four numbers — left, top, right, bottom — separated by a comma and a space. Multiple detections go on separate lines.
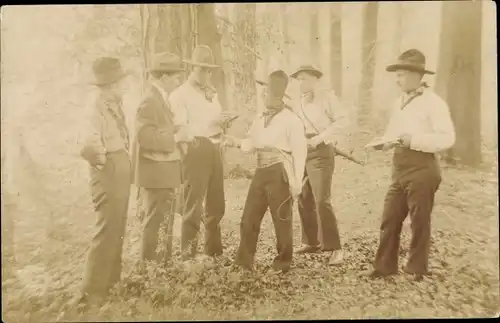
333, 146, 365, 166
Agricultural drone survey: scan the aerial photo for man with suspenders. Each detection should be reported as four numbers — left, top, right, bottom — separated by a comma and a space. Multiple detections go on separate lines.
289, 64, 350, 265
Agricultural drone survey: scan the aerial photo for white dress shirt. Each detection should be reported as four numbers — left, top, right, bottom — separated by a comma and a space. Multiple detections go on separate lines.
168, 81, 223, 144
241, 108, 307, 191
384, 88, 456, 153
294, 88, 350, 146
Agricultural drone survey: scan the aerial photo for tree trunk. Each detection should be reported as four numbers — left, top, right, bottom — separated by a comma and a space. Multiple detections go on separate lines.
357, 2, 379, 128
309, 4, 319, 65
330, 3, 342, 96
233, 3, 257, 110
196, 3, 228, 110
435, 1, 482, 166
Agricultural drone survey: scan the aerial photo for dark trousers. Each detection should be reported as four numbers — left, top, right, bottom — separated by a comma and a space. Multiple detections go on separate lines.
181, 137, 225, 259
374, 147, 442, 275
235, 163, 293, 271
298, 143, 342, 251
140, 188, 176, 262
82, 150, 131, 296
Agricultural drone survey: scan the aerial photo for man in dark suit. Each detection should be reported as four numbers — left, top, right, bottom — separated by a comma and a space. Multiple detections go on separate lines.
132, 52, 187, 263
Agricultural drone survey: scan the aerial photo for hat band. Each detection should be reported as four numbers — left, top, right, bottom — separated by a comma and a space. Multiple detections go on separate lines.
396, 60, 426, 69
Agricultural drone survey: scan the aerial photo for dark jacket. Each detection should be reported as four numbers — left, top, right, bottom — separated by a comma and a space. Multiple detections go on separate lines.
132, 85, 181, 189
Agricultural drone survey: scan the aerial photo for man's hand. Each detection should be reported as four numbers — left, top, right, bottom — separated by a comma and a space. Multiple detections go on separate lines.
398, 133, 412, 148
307, 135, 323, 149
81, 145, 106, 167
372, 142, 398, 151
175, 128, 193, 143
179, 142, 189, 156
290, 183, 303, 198
222, 135, 240, 148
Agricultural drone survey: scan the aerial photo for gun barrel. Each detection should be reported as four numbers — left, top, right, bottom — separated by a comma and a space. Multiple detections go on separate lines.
333, 147, 365, 166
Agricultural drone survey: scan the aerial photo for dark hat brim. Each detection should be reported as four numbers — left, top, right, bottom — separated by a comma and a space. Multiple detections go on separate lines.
90, 70, 129, 86
255, 79, 292, 100
386, 63, 435, 75
290, 68, 323, 79
183, 59, 219, 68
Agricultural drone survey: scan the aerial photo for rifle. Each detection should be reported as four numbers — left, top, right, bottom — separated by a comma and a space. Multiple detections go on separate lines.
333, 146, 365, 166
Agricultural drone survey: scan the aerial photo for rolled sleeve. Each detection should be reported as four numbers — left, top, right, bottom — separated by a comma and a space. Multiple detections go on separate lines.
410, 99, 456, 153
318, 90, 350, 145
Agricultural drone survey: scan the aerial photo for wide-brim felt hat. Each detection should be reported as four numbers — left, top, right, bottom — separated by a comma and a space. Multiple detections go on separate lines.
183, 45, 220, 68
148, 51, 186, 74
386, 48, 435, 75
290, 64, 323, 79
255, 79, 291, 100
90, 57, 129, 85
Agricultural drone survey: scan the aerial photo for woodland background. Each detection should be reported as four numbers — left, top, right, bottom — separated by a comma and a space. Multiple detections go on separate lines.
1, 2, 499, 321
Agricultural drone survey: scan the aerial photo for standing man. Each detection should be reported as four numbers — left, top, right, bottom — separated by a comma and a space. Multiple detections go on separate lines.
227, 69, 308, 274
76, 57, 131, 306
364, 49, 455, 281
289, 64, 349, 265
132, 52, 185, 263
169, 45, 226, 261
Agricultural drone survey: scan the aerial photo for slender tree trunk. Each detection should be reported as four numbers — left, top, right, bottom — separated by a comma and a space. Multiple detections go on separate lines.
234, 3, 257, 110
309, 4, 319, 65
435, 1, 482, 166
330, 3, 342, 96
357, 2, 379, 128
196, 3, 228, 110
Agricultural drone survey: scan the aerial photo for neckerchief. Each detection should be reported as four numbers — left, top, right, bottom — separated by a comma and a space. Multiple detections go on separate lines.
262, 101, 285, 128
400, 82, 429, 110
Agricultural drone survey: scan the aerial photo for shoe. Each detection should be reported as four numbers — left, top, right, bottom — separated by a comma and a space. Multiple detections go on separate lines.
360, 269, 397, 279
267, 267, 288, 276
402, 266, 429, 282
295, 244, 321, 254
327, 250, 344, 266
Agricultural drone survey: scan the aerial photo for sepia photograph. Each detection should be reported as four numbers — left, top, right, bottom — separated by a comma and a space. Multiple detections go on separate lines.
1, 1, 498, 321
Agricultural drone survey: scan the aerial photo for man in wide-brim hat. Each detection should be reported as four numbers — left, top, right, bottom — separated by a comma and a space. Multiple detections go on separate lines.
132, 51, 186, 264
225, 67, 308, 274
169, 45, 229, 263
288, 63, 350, 266
364, 49, 455, 281
74, 57, 132, 307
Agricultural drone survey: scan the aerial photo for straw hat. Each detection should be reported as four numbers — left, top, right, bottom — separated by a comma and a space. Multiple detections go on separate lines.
183, 45, 219, 68
148, 52, 186, 74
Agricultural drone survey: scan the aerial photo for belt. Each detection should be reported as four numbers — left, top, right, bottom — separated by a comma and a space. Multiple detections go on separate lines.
305, 133, 318, 139
255, 148, 284, 168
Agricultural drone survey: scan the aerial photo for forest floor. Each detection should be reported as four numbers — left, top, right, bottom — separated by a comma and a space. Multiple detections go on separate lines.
2, 141, 499, 321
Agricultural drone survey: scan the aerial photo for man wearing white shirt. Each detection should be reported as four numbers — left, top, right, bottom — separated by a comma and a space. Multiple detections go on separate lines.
365, 49, 456, 281
226, 69, 307, 274
289, 64, 350, 265
169, 45, 226, 261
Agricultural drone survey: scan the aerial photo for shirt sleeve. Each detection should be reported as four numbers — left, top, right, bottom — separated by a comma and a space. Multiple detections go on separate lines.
168, 88, 189, 142
410, 96, 456, 153
317, 90, 350, 145
287, 115, 308, 188
81, 103, 106, 155
382, 100, 401, 140
240, 117, 259, 152
135, 97, 176, 152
